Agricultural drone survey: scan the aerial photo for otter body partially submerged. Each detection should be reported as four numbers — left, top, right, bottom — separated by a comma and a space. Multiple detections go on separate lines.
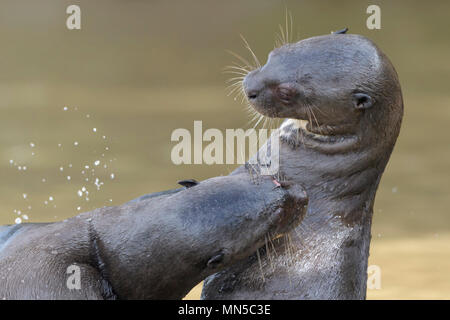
202, 32, 403, 299
0, 173, 307, 299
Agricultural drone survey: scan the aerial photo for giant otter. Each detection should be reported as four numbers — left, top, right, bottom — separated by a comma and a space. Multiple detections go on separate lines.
0, 174, 307, 299
202, 32, 403, 299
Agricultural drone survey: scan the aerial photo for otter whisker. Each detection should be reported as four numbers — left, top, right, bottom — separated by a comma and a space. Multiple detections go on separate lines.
226, 84, 244, 97
225, 63, 252, 71
265, 235, 275, 272
223, 65, 252, 76
275, 9, 294, 47
307, 105, 323, 134
256, 247, 266, 282
240, 34, 261, 69
277, 25, 286, 47
305, 107, 314, 132
252, 114, 265, 129
310, 103, 329, 117
283, 234, 294, 287
285, 9, 292, 44
227, 50, 255, 72
225, 77, 245, 85
246, 111, 260, 126
268, 233, 278, 256
225, 81, 243, 91
223, 69, 249, 76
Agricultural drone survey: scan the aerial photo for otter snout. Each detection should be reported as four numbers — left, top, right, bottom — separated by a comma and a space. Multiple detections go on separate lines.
243, 70, 263, 100
243, 68, 300, 119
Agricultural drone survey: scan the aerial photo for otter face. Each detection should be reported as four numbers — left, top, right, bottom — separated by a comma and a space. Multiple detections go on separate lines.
205, 184, 307, 271
243, 34, 400, 140
190, 178, 307, 273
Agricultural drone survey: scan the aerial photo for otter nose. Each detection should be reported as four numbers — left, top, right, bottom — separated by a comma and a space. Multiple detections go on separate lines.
246, 90, 259, 100
243, 71, 262, 100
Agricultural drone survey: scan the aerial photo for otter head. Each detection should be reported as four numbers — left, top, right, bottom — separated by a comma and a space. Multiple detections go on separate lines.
243, 33, 403, 154
199, 180, 307, 273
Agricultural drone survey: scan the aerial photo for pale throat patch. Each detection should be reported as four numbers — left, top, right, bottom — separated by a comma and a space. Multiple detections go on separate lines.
280, 119, 307, 136
280, 118, 327, 140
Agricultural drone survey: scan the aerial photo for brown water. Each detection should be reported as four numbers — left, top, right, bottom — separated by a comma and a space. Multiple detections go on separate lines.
0, 0, 449, 299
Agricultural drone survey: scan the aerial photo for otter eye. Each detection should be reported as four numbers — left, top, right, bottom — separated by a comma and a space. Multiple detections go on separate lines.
276, 85, 297, 104
352, 93, 374, 109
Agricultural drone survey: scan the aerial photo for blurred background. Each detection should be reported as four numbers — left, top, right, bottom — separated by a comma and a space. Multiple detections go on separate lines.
0, 0, 449, 299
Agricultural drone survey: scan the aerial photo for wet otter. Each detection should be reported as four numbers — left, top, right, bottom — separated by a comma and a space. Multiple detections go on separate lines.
0, 173, 307, 299
202, 32, 403, 299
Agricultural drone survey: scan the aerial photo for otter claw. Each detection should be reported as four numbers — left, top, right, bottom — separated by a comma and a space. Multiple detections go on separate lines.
178, 179, 199, 188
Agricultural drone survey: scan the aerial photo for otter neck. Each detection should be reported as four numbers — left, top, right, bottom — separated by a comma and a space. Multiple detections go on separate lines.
273, 118, 388, 299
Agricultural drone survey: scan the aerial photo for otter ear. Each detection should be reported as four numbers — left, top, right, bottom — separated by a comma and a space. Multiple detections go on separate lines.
352, 93, 374, 110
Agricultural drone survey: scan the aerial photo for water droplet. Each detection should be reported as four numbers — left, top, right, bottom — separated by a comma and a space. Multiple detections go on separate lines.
93, 128, 97, 132
74, 141, 79, 146
110, 173, 115, 179
23, 193, 27, 199
30, 142, 35, 148
94, 160, 100, 166
15, 217, 22, 224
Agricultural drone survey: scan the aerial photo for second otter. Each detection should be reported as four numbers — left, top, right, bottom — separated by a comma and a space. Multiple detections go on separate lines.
0, 173, 307, 299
